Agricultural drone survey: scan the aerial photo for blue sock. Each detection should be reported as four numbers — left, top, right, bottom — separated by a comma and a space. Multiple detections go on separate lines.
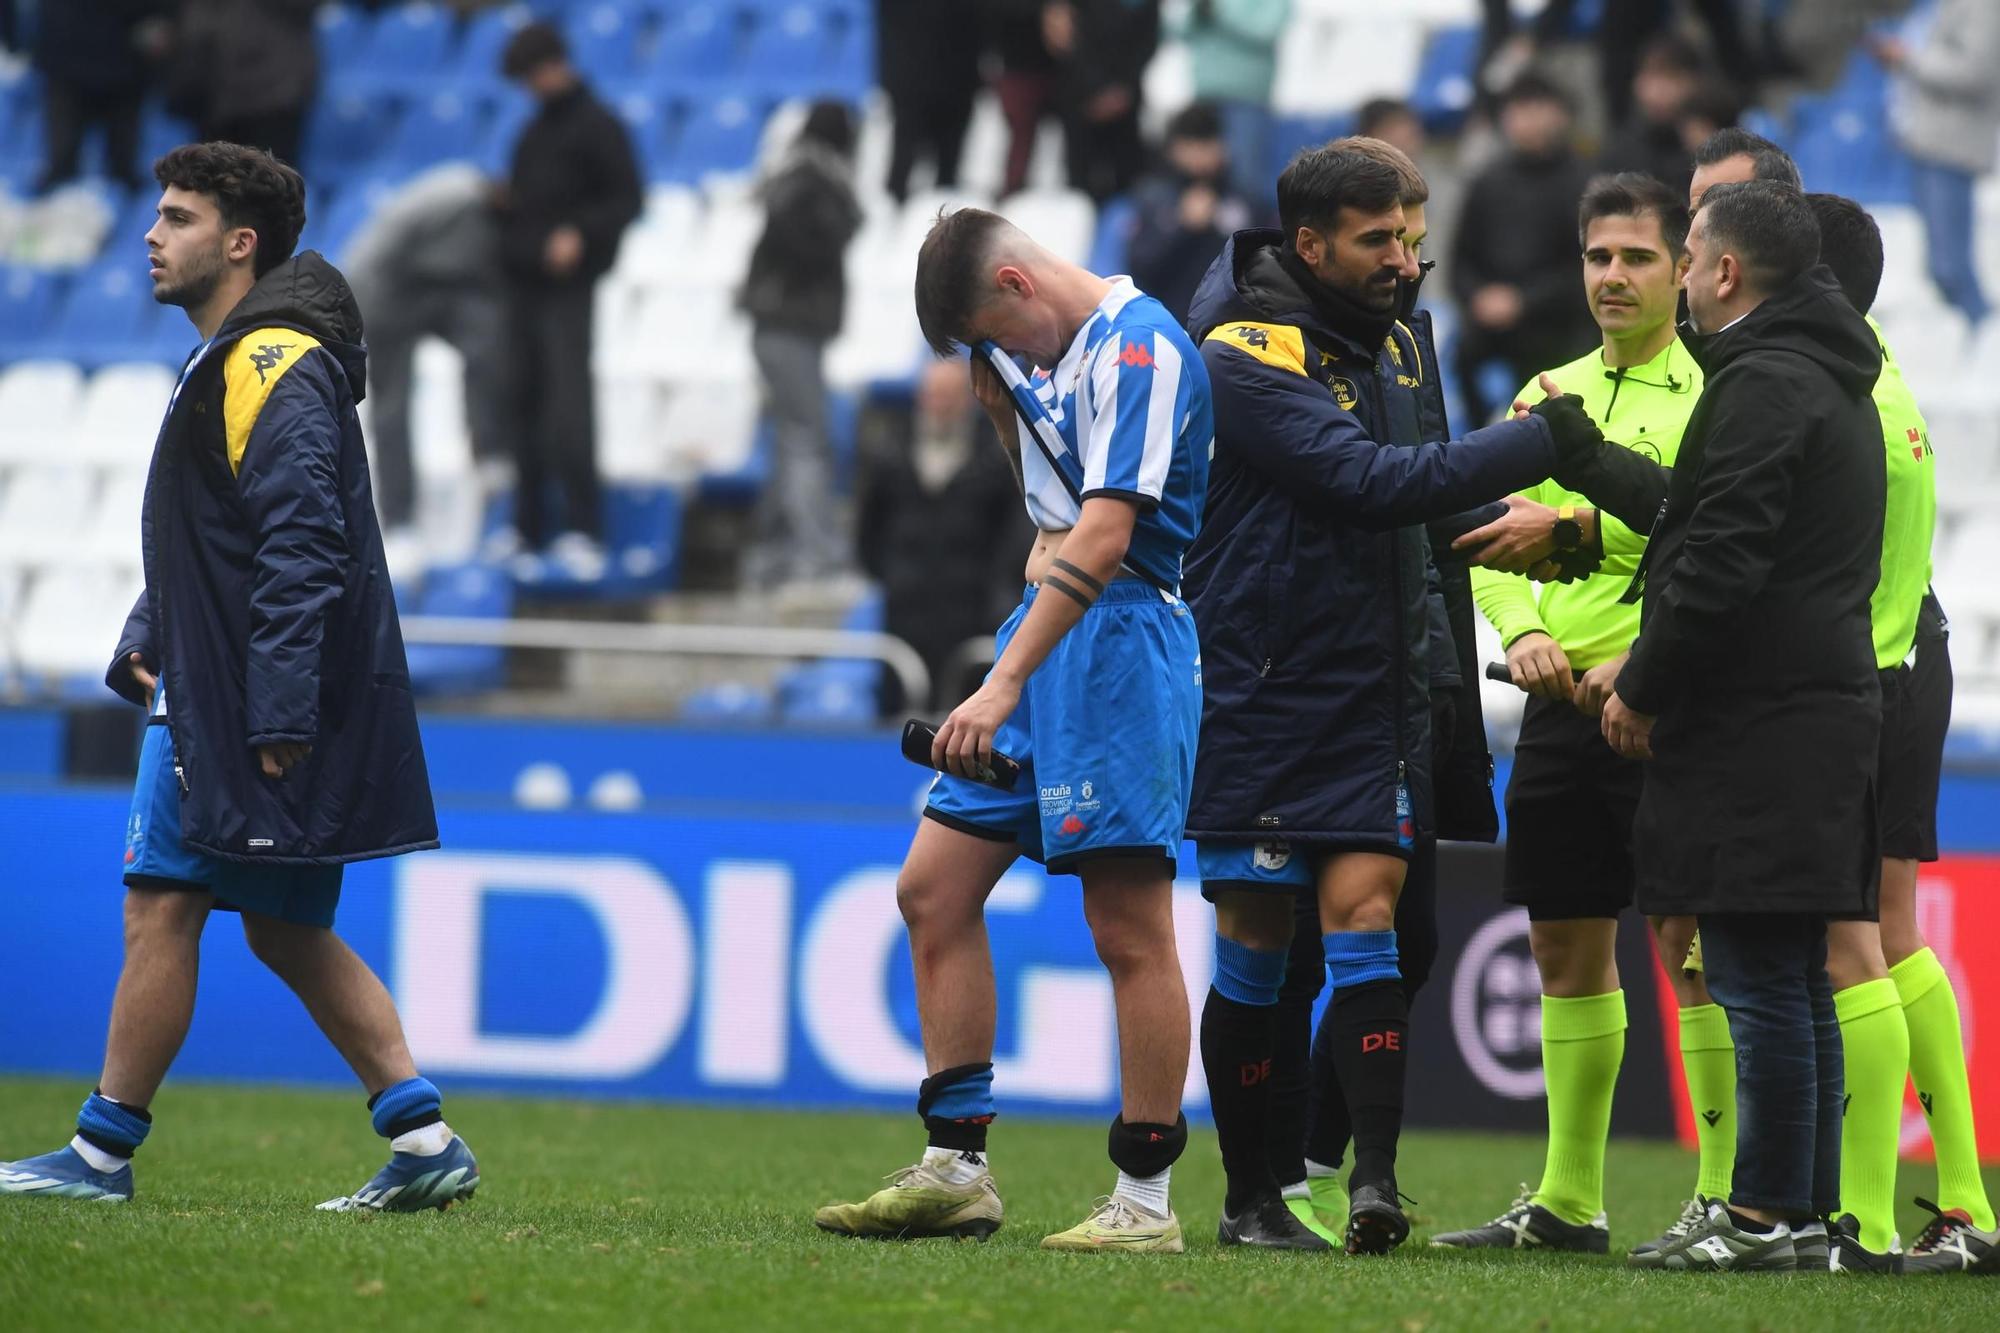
77, 1090, 151, 1157
368, 1077, 443, 1139
920, 1063, 996, 1153
926, 1067, 995, 1123
1213, 935, 1288, 1006
1323, 930, 1400, 992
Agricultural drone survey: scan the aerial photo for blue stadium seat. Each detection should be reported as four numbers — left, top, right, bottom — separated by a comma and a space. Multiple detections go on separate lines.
1089, 196, 1137, 277
138, 106, 200, 169
474, 94, 536, 175
679, 680, 778, 723
302, 94, 404, 185
655, 3, 741, 85
378, 91, 491, 178
1267, 113, 1355, 187
0, 267, 68, 364
38, 258, 165, 368
356, 3, 458, 82
666, 95, 768, 180
568, 3, 646, 81
777, 658, 879, 725
739, 4, 839, 89
453, 4, 530, 94
1410, 25, 1479, 134
314, 4, 373, 80
403, 561, 514, 696
508, 483, 682, 598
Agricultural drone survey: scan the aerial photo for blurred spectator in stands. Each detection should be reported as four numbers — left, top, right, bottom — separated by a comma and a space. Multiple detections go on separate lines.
985, 0, 1060, 196
28, 1, 170, 192
1046, 0, 1160, 204
1179, 0, 1291, 208
1358, 97, 1424, 162
344, 164, 511, 540
1878, 0, 2000, 328
740, 102, 865, 595
1476, 0, 1573, 111
1675, 80, 1740, 156
879, 0, 978, 201
1480, 0, 1757, 130
1125, 102, 1249, 325
1597, 33, 1705, 196
858, 360, 1034, 713
171, 1, 320, 167
1449, 72, 1594, 424
493, 22, 641, 579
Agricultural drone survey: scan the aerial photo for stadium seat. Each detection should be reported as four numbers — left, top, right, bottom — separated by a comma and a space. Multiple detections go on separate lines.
1409, 25, 1480, 133
569, 3, 647, 81
452, 4, 531, 93
777, 657, 878, 725
0, 267, 68, 365
0, 464, 99, 564
661, 376, 762, 482
655, 3, 741, 86
1001, 188, 1095, 265
73, 363, 174, 466
403, 560, 513, 696
347, 2, 458, 91
0, 360, 86, 463
377, 91, 491, 179
303, 94, 405, 185
314, 4, 374, 80
679, 679, 778, 722
666, 96, 771, 181
78, 466, 147, 567
738, 4, 841, 95
12, 564, 142, 690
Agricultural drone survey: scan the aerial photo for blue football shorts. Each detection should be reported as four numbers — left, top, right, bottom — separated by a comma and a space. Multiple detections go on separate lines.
123, 722, 342, 927
1195, 839, 1318, 902
924, 578, 1201, 875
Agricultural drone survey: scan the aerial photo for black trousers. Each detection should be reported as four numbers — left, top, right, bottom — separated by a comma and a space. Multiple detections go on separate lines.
366, 285, 511, 530
503, 278, 601, 545
885, 88, 974, 201
1063, 106, 1143, 204
41, 80, 142, 190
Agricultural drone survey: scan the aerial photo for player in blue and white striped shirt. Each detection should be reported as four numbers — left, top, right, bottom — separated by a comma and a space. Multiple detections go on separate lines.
813, 208, 1212, 1254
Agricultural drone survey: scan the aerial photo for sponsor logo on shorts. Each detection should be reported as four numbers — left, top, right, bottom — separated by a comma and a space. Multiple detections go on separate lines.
1039, 783, 1073, 817
1076, 779, 1101, 814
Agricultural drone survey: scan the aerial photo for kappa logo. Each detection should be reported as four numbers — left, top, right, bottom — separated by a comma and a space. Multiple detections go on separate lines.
1059, 814, 1088, 837
248, 342, 297, 383
1119, 339, 1154, 369
1327, 376, 1358, 410
1231, 325, 1269, 349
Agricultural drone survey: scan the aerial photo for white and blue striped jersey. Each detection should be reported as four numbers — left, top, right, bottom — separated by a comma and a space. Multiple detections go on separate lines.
981, 278, 1212, 589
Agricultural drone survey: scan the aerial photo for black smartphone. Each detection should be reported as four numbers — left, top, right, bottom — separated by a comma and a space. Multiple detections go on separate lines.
900, 718, 1022, 791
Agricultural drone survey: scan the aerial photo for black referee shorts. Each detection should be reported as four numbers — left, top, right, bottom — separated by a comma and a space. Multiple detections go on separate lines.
1502, 692, 1644, 920
1878, 631, 1952, 863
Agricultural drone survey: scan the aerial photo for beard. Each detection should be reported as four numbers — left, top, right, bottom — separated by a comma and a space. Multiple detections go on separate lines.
1334, 270, 1400, 313
152, 242, 226, 310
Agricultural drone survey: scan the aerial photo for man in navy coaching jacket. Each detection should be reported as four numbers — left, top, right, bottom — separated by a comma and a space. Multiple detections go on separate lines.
0, 143, 476, 1213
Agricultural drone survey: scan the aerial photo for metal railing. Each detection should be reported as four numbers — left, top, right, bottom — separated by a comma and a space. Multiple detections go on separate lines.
400, 616, 930, 705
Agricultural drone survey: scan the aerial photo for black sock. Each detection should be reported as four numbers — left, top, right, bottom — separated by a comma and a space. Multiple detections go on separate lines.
1727, 1207, 1780, 1235
1303, 999, 1353, 1171
1200, 986, 1281, 1212
1325, 979, 1408, 1190
1263, 921, 1324, 1188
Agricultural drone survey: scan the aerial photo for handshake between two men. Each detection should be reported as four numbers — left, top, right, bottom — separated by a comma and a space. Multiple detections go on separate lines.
1449, 374, 1670, 760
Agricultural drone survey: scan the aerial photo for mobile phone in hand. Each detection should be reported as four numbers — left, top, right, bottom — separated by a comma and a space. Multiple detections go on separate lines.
900, 718, 1022, 791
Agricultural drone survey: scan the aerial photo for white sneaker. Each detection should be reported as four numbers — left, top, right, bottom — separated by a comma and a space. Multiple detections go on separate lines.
546, 532, 608, 582
1041, 1195, 1184, 1253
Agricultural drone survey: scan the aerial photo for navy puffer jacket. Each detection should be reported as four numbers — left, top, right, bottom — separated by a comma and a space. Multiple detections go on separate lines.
1182, 231, 1555, 849
108, 253, 439, 865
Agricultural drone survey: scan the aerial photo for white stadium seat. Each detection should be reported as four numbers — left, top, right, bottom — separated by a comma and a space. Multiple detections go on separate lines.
0, 360, 85, 465
13, 565, 141, 682
0, 465, 98, 564
73, 362, 175, 466
1000, 189, 1097, 266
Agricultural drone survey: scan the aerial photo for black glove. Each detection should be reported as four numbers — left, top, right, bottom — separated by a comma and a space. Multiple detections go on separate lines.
1545, 546, 1604, 584
1529, 393, 1608, 473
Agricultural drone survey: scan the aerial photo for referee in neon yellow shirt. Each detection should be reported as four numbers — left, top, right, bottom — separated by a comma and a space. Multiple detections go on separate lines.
1431, 173, 1706, 1254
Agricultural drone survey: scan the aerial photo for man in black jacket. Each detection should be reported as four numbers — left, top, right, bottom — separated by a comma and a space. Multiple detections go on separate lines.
1549, 182, 1885, 1272
495, 23, 642, 576
1182, 145, 1600, 1253
0, 143, 473, 1212
1045, 0, 1160, 203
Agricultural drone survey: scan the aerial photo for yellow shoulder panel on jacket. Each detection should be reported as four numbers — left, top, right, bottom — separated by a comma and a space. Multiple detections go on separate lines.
1204, 321, 1307, 376
222, 327, 322, 476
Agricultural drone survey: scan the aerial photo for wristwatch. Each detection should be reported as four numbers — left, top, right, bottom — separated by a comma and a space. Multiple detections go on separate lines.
1552, 504, 1584, 553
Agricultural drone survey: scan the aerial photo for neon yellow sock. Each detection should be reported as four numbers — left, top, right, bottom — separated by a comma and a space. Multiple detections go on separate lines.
1679, 1003, 1736, 1200
1836, 978, 1909, 1253
1893, 948, 1996, 1231
1532, 990, 1627, 1226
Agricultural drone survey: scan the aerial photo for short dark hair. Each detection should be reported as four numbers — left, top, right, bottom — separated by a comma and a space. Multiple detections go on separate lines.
1805, 193, 1884, 315
1166, 101, 1224, 144
1500, 70, 1573, 112
1692, 126, 1802, 190
1328, 135, 1427, 205
1276, 146, 1404, 240
1356, 98, 1418, 139
1577, 172, 1690, 257
153, 142, 307, 278
1696, 180, 1820, 294
914, 207, 1012, 357
799, 99, 856, 158
502, 21, 567, 79
1638, 33, 1705, 78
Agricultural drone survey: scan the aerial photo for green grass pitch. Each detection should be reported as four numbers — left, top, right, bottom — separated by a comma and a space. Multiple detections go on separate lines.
1, 1076, 1995, 1331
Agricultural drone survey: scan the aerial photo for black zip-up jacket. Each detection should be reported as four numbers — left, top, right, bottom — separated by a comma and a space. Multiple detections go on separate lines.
499, 83, 642, 285
1182, 232, 1557, 850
